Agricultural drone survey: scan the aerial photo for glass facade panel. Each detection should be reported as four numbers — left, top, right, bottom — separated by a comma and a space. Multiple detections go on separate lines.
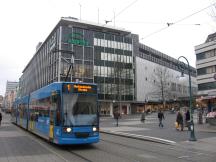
74, 45, 83, 59
100, 66, 105, 77
95, 32, 104, 39
104, 40, 107, 47
113, 54, 117, 61
107, 67, 112, 77
107, 40, 111, 48
20, 23, 134, 102
74, 60, 83, 78
84, 47, 93, 60
84, 30, 93, 46
98, 39, 101, 46
94, 38, 98, 46
93, 66, 98, 76
62, 26, 71, 43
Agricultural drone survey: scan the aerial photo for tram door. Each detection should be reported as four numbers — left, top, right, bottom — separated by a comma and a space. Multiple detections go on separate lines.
49, 111, 54, 140
50, 91, 61, 141
49, 92, 57, 140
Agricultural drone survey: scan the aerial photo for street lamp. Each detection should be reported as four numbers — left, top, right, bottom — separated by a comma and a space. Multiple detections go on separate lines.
178, 56, 197, 141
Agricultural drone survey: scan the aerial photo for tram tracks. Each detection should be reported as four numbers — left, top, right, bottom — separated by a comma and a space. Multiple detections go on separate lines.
66, 149, 94, 162
61, 135, 209, 162
66, 144, 133, 162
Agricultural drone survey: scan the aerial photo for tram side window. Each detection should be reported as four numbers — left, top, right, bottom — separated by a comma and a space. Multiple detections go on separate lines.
18, 103, 28, 119
37, 97, 50, 118
30, 97, 51, 122
18, 104, 24, 118
29, 101, 36, 122
23, 103, 28, 119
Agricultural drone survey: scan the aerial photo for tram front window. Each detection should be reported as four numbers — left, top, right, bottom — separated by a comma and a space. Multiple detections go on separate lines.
63, 93, 98, 126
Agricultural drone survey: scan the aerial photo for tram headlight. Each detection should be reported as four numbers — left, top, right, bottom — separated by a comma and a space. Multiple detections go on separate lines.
66, 127, 72, 133
93, 127, 97, 132
63, 127, 72, 133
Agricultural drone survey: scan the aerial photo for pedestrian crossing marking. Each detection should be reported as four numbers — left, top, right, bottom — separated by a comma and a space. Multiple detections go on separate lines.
101, 126, 150, 132
117, 121, 157, 126
127, 117, 157, 121
102, 130, 176, 144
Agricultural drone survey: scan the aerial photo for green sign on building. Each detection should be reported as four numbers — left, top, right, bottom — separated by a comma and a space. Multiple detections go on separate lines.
67, 32, 89, 46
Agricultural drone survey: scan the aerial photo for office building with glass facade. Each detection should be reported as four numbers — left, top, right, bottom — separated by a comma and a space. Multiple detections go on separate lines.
19, 17, 134, 116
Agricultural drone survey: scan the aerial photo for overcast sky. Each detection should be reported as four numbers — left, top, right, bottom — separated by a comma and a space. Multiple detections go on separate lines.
0, 0, 216, 96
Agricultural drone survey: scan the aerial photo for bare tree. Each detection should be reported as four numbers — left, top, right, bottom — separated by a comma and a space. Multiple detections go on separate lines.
113, 61, 125, 113
208, 2, 216, 31
209, 3, 216, 22
150, 66, 172, 109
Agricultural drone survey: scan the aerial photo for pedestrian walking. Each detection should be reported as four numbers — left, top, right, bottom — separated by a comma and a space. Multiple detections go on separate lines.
140, 112, 146, 123
198, 108, 203, 124
158, 110, 165, 127
185, 110, 191, 130
176, 111, 183, 131
113, 111, 120, 127
0, 112, 2, 126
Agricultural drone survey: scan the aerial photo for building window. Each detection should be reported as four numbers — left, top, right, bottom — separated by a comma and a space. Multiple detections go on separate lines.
84, 47, 93, 60
74, 45, 83, 60
198, 82, 216, 91
197, 66, 216, 75
196, 50, 215, 60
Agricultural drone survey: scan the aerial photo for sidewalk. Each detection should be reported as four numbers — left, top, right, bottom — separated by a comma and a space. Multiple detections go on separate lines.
195, 122, 216, 133
0, 112, 66, 162
100, 113, 216, 145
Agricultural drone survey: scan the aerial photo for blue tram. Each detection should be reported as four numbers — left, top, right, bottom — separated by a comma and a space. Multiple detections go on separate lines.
12, 82, 99, 145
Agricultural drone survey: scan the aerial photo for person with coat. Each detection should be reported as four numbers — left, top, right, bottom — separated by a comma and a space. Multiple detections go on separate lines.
158, 110, 165, 127
0, 112, 2, 126
176, 111, 183, 131
140, 112, 146, 123
185, 110, 191, 130
113, 111, 120, 127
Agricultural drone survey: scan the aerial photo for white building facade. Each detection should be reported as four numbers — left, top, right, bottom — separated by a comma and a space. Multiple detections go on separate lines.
134, 44, 197, 113
136, 57, 197, 102
3, 81, 18, 111
195, 32, 216, 96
